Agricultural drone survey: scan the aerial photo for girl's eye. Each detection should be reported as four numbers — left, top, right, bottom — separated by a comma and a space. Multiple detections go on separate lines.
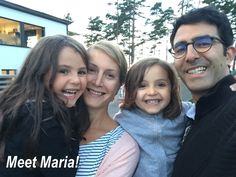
156, 82, 168, 87
78, 69, 87, 76
59, 68, 69, 74
138, 83, 146, 88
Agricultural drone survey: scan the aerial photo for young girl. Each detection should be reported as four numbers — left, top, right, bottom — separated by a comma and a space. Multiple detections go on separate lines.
0, 35, 90, 177
115, 58, 194, 177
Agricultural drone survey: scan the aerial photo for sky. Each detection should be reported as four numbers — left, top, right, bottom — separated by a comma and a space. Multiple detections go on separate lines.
7, 0, 114, 34
6, 0, 180, 35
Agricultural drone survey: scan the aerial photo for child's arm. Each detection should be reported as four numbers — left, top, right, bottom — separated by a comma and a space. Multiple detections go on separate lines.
95, 132, 140, 177
182, 101, 195, 119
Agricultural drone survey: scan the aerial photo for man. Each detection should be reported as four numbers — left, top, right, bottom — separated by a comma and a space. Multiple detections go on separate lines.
169, 6, 236, 177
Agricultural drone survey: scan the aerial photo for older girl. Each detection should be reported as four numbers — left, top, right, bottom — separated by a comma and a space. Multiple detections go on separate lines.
0, 35, 90, 177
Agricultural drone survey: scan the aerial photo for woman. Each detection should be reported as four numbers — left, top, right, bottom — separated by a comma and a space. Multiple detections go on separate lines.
76, 41, 139, 177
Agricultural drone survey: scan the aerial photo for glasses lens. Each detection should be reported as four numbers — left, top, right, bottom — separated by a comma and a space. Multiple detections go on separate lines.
194, 36, 213, 53
173, 43, 187, 58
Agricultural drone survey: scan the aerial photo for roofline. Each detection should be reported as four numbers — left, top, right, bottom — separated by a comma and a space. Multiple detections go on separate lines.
0, 0, 72, 25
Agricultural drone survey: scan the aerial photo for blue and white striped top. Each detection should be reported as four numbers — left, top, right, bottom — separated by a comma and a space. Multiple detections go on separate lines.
76, 126, 125, 177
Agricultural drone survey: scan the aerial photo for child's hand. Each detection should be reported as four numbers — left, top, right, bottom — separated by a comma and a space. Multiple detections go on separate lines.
230, 75, 236, 91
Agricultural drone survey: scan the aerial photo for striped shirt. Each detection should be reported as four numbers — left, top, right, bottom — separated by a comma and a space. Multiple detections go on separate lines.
76, 126, 125, 177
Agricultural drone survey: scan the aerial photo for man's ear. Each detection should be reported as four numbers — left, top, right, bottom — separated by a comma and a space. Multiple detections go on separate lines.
226, 46, 236, 66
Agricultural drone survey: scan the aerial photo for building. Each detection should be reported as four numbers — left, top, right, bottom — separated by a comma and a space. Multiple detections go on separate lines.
0, 0, 71, 75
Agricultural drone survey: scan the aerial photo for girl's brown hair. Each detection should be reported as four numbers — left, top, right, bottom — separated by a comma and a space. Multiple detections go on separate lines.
120, 58, 182, 119
0, 35, 90, 159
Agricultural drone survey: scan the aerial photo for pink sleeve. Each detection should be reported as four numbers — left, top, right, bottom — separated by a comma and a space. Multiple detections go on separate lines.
95, 132, 140, 177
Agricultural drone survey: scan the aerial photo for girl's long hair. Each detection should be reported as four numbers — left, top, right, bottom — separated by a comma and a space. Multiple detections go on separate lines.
0, 35, 90, 159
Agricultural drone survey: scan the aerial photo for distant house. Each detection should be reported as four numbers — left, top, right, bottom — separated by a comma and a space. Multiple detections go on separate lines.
0, 0, 71, 75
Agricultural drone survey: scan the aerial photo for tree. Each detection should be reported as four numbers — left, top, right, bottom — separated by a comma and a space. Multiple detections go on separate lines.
64, 13, 75, 36
178, 0, 195, 15
64, 13, 73, 23
105, 0, 147, 65
203, 0, 236, 35
84, 0, 175, 64
203, 0, 236, 73
146, 2, 174, 41
84, 16, 106, 47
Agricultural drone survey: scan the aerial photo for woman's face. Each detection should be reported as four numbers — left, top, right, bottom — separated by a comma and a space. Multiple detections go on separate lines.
52, 47, 87, 107
83, 49, 120, 110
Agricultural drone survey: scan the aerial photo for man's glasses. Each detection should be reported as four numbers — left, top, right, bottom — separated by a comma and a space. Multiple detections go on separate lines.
169, 35, 225, 59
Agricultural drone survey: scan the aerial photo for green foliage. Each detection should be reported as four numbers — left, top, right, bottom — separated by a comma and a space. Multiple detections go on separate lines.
84, 16, 106, 47
64, 13, 73, 22
84, 0, 174, 64
203, 0, 236, 35
146, 3, 174, 41
178, 0, 195, 15
104, 0, 147, 64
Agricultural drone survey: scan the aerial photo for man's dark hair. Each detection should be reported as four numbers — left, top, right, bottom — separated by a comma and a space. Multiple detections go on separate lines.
170, 6, 234, 49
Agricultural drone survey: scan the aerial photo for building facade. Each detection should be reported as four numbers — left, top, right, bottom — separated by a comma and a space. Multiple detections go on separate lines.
0, 0, 70, 75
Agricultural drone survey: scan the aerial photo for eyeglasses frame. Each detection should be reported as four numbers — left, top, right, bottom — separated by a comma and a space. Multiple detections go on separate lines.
169, 35, 225, 59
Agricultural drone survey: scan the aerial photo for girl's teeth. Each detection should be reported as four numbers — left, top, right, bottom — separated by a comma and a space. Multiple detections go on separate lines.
146, 100, 159, 104
63, 90, 77, 96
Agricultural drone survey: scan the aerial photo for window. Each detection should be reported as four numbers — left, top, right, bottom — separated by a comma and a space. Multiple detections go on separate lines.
0, 17, 44, 47
0, 18, 20, 46
2, 69, 17, 75
24, 23, 44, 47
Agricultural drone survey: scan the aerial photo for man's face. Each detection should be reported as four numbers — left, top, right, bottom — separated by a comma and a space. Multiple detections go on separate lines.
173, 22, 232, 101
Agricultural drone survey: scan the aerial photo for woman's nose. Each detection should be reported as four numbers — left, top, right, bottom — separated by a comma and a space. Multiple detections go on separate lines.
90, 72, 103, 86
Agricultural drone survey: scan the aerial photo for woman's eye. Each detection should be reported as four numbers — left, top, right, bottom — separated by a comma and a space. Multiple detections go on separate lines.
106, 74, 115, 79
88, 68, 96, 74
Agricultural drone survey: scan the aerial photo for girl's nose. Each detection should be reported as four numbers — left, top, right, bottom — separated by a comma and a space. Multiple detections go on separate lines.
147, 86, 157, 95
70, 73, 80, 84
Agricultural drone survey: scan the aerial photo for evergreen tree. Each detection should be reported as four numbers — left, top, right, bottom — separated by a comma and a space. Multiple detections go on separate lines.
203, 0, 236, 72
64, 13, 73, 22
105, 0, 147, 65
84, 16, 106, 47
84, 0, 177, 64
203, 0, 236, 35
146, 2, 174, 41
178, 0, 195, 15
